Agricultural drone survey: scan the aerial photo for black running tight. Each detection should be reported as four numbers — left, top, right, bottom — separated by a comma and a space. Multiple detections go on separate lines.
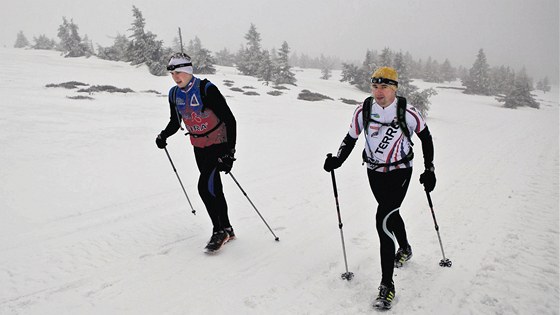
367, 167, 412, 285
194, 143, 231, 232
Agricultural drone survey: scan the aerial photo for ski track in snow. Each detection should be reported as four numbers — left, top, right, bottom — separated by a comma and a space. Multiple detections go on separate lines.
0, 48, 558, 315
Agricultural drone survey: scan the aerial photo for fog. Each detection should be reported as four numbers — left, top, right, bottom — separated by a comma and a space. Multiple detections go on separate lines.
1, 0, 558, 82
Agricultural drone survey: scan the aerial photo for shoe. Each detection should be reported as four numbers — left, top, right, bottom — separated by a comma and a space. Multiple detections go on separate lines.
224, 227, 236, 240
394, 244, 413, 268
373, 282, 395, 309
204, 230, 230, 253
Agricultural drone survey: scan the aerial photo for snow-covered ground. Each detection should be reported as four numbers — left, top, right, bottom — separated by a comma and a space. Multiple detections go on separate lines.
0, 48, 558, 315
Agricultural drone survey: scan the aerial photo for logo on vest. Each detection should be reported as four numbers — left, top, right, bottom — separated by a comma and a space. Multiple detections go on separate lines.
190, 94, 201, 107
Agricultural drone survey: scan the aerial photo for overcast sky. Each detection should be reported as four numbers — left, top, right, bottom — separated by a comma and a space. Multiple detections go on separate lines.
1, 0, 558, 82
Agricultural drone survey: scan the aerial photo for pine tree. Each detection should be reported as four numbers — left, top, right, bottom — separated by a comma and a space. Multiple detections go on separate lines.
379, 47, 393, 67
215, 48, 236, 66
57, 17, 89, 57
127, 6, 167, 75
32, 35, 57, 50
423, 57, 443, 83
440, 59, 456, 82
258, 49, 274, 85
393, 51, 417, 97
407, 88, 438, 117
463, 48, 492, 95
489, 66, 515, 95
237, 23, 262, 76
405, 52, 422, 79
320, 54, 332, 80
363, 49, 379, 72
536, 76, 551, 93
97, 34, 129, 61
186, 37, 216, 74
299, 53, 311, 68
340, 63, 359, 84
81, 35, 95, 57
14, 31, 30, 48
393, 51, 435, 117
497, 68, 539, 109
273, 41, 296, 85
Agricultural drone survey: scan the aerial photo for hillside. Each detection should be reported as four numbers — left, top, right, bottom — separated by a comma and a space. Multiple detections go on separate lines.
0, 48, 558, 315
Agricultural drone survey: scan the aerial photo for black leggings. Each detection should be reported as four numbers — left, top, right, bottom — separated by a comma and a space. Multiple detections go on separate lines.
194, 143, 231, 232
367, 167, 412, 285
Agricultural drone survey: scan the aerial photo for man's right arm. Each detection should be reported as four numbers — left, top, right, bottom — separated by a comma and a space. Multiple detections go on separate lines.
159, 102, 181, 139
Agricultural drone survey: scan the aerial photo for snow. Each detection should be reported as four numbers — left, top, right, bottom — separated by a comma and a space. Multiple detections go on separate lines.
0, 47, 558, 315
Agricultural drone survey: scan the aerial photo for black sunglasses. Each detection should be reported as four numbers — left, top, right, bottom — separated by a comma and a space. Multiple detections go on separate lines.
167, 63, 192, 71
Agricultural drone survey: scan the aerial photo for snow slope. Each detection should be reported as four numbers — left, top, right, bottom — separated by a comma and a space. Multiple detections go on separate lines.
0, 48, 558, 315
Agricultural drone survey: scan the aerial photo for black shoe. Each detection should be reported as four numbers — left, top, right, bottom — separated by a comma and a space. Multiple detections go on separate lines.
224, 227, 236, 240
204, 230, 230, 253
373, 282, 395, 309
394, 244, 413, 268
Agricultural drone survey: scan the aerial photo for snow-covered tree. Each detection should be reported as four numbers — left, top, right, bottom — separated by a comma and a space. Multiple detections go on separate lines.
236, 23, 262, 76
127, 6, 167, 75
57, 17, 91, 57
273, 41, 296, 85
393, 51, 416, 96
320, 54, 332, 80
497, 68, 539, 109
215, 48, 236, 67
97, 34, 130, 61
379, 48, 393, 68
186, 37, 216, 74
258, 49, 274, 85
407, 88, 437, 117
32, 35, 57, 50
489, 65, 515, 95
393, 51, 435, 117
14, 31, 30, 48
405, 53, 422, 79
423, 57, 443, 83
463, 48, 492, 95
340, 63, 360, 84
440, 59, 456, 82
536, 76, 551, 93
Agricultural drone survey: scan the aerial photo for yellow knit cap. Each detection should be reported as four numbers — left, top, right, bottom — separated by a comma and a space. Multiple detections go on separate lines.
371, 67, 398, 90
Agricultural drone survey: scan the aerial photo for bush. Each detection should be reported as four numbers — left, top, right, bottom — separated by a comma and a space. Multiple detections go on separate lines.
46, 81, 89, 89
267, 91, 283, 96
243, 91, 260, 96
67, 95, 94, 100
230, 87, 244, 92
297, 89, 333, 102
77, 85, 134, 93
340, 98, 361, 105
141, 89, 162, 95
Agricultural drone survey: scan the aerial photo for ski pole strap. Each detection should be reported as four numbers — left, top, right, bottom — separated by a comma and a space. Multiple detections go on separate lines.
184, 120, 224, 138
362, 151, 414, 170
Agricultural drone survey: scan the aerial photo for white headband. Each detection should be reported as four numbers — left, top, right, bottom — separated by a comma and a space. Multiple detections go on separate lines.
168, 56, 193, 74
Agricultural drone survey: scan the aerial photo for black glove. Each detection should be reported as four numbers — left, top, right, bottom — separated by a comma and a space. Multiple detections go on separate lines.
323, 155, 342, 172
155, 134, 167, 149
419, 168, 436, 192
217, 154, 236, 174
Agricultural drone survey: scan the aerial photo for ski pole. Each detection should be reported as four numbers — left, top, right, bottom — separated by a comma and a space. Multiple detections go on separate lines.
163, 147, 196, 215
425, 191, 452, 267
327, 154, 354, 281
228, 172, 279, 241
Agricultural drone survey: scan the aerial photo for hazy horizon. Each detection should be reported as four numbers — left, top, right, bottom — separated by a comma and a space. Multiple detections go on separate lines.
1, 0, 558, 83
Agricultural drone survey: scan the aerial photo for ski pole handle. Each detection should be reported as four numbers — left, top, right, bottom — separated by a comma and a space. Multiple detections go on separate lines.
327, 154, 339, 198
